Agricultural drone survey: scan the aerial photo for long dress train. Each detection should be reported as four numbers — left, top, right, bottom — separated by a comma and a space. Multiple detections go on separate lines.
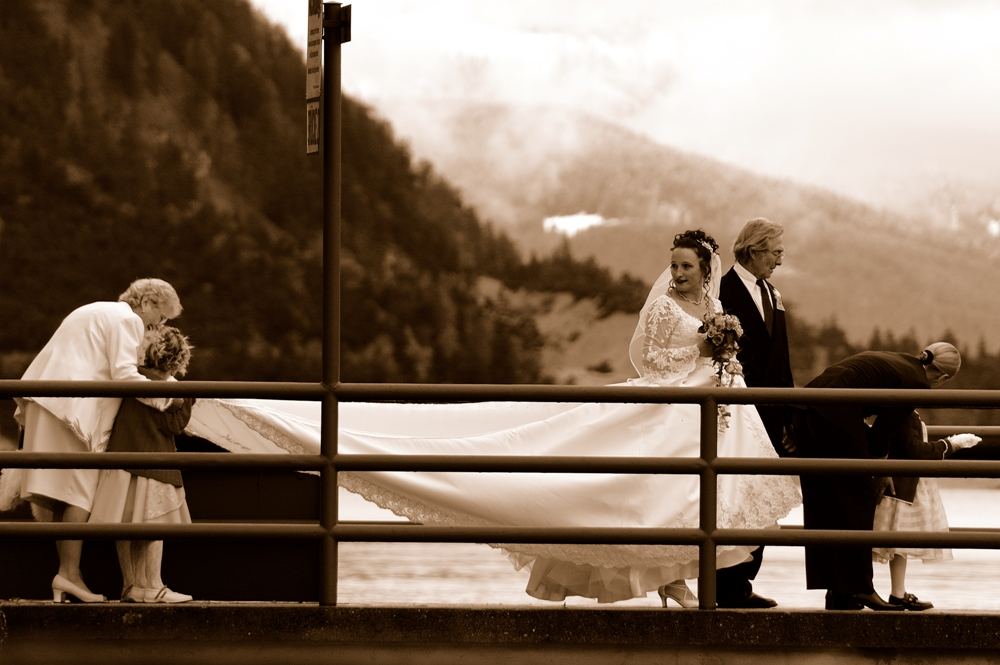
185, 295, 800, 603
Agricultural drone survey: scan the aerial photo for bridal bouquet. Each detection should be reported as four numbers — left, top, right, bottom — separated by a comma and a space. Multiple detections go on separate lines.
698, 313, 744, 430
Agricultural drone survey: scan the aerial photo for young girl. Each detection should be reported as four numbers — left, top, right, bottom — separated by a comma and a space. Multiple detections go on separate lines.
89, 325, 195, 603
872, 410, 979, 610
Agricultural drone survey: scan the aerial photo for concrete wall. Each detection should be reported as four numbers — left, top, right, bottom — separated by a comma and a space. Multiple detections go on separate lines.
2, 605, 998, 665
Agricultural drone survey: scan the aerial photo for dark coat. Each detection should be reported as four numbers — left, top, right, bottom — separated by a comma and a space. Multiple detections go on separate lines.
714, 266, 795, 598
105, 397, 195, 487
718, 267, 793, 453
800, 351, 930, 458
874, 411, 948, 504
790, 351, 931, 593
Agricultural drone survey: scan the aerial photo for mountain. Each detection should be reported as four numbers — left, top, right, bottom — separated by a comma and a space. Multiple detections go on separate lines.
1, 0, 615, 386
376, 101, 1000, 348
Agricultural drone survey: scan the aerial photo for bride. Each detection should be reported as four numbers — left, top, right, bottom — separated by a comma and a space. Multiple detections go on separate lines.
185, 229, 801, 605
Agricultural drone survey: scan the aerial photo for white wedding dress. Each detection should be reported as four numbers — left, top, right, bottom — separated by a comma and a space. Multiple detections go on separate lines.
184, 294, 801, 603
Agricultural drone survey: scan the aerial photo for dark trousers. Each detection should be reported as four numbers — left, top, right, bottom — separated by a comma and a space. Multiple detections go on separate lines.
790, 409, 880, 595
800, 472, 878, 594
716, 544, 764, 601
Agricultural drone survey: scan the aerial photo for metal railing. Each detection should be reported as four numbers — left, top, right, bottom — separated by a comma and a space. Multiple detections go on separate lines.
3, 380, 1000, 609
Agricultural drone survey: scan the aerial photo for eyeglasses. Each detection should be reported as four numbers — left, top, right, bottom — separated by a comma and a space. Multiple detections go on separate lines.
756, 247, 784, 258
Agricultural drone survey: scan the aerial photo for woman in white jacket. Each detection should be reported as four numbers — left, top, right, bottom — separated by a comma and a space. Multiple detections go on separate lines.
15, 278, 182, 603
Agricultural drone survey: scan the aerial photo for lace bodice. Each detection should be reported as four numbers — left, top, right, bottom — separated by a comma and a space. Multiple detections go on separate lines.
638, 295, 719, 383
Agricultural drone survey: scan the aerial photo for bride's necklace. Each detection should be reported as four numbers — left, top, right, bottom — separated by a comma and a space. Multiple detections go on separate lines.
672, 286, 704, 305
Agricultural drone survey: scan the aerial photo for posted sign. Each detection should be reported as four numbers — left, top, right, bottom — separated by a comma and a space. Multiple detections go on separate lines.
306, 0, 322, 100
306, 0, 322, 154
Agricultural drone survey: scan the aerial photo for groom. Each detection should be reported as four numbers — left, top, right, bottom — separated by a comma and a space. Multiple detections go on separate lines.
716, 217, 793, 609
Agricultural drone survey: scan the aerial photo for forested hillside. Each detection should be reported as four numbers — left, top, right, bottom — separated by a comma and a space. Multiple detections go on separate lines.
0, 0, 641, 383
384, 102, 1000, 347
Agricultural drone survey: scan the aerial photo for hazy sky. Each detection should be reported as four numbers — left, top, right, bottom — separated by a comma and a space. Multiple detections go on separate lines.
251, 0, 1000, 214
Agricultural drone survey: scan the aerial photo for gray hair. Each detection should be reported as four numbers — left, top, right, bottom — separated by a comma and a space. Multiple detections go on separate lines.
118, 278, 182, 319
733, 218, 784, 264
920, 341, 961, 378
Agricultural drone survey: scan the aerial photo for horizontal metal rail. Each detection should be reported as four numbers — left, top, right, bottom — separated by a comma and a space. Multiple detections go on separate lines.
4, 522, 1000, 550
4, 380, 1000, 609
5, 451, 1000, 477
336, 382, 1000, 408
0, 451, 326, 470
0, 379, 326, 400
4, 380, 1000, 407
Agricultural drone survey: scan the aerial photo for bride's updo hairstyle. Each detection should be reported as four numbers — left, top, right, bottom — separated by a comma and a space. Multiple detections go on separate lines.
672, 229, 720, 283
919, 341, 961, 379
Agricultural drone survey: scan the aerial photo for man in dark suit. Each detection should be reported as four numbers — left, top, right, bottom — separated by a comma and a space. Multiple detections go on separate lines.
786, 344, 960, 610
716, 217, 792, 608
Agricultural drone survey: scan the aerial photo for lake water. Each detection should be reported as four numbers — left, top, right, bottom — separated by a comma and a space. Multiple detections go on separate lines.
335, 486, 1000, 610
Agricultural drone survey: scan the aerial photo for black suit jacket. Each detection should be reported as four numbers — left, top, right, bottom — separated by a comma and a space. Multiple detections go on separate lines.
718, 267, 793, 452
802, 351, 930, 460
874, 411, 948, 503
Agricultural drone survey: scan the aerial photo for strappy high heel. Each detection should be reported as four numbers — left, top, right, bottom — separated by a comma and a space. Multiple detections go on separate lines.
658, 580, 698, 608
52, 574, 106, 603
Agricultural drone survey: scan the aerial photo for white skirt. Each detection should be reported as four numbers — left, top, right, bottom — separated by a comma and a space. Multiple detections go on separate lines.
20, 402, 99, 512
873, 477, 953, 563
89, 470, 190, 525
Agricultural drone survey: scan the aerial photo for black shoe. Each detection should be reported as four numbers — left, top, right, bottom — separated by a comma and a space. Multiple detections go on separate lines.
825, 590, 863, 610
888, 592, 933, 611
851, 591, 898, 611
717, 592, 778, 609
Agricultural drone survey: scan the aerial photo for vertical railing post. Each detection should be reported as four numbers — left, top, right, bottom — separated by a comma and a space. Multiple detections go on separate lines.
698, 396, 719, 609
320, 0, 348, 606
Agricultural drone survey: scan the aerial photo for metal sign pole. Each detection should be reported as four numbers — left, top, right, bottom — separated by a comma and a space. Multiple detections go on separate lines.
319, 0, 350, 607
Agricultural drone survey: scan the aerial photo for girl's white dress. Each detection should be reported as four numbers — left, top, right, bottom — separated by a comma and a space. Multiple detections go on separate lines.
185, 295, 801, 603
872, 481, 953, 563
872, 415, 953, 564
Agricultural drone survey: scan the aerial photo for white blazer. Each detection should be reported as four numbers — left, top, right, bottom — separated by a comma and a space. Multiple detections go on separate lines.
16, 301, 158, 451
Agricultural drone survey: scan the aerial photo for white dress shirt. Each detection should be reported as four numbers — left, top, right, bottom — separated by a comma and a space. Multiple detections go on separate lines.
733, 262, 772, 323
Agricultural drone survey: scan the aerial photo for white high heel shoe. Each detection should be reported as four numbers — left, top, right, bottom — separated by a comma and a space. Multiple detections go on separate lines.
657, 580, 698, 608
52, 574, 106, 603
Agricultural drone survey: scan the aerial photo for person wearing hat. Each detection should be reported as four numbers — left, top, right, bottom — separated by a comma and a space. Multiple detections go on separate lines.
784, 341, 962, 611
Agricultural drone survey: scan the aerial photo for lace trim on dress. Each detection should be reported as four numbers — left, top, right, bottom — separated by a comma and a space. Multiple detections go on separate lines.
339, 463, 799, 570
339, 471, 742, 567
142, 478, 187, 521
715, 412, 802, 529
216, 401, 314, 456
639, 296, 702, 383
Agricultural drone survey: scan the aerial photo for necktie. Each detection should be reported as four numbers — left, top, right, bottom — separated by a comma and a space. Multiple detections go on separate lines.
757, 279, 774, 335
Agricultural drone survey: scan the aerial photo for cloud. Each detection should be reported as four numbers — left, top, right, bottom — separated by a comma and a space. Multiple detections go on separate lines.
260, 0, 1000, 214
